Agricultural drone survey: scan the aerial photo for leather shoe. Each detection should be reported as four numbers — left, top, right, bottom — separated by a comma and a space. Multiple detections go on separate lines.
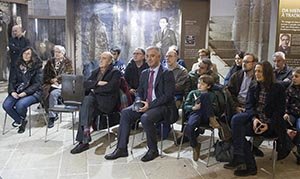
48, 116, 59, 128
234, 167, 257, 176
223, 156, 245, 169
104, 148, 128, 160
70, 143, 89, 154
141, 149, 159, 162
252, 146, 264, 157
12, 121, 21, 127
17, 120, 28, 134
192, 143, 201, 161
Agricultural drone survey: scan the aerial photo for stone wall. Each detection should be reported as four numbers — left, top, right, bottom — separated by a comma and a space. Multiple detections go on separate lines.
232, 0, 272, 61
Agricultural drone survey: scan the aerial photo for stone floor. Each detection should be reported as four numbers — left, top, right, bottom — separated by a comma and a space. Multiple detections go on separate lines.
0, 90, 300, 179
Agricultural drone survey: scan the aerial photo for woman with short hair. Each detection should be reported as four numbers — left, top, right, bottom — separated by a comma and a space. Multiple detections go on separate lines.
42, 45, 73, 128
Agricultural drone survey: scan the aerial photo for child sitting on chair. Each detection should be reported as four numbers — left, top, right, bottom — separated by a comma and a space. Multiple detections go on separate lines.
284, 67, 300, 165
183, 74, 220, 161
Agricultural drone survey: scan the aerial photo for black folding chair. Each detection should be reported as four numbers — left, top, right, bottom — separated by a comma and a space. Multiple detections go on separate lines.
45, 74, 84, 144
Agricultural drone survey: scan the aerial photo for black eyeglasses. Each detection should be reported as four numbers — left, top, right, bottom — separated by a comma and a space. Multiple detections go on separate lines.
133, 52, 143, 55
242, 60, 254, 64
166, 55, 175, 58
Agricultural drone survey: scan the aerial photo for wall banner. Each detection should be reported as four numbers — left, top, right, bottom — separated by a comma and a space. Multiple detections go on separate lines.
277, 0, 300, 62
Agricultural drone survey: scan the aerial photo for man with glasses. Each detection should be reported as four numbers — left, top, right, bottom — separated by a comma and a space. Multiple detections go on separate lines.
227, 53, 263, 156
227, 53, 257, 113
165, 49, 189, 105
189, 58, 219, 90
124, 48, 149, 100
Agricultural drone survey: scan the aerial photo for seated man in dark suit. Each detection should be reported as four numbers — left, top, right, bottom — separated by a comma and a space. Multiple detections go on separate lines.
70, 51, 121, 154
105, 46, 176, 162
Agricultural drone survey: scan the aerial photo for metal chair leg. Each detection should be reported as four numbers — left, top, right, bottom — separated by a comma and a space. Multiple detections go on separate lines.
160, 123, 163, 157
28, 106, 32, 137
131, 120, 139, 154
272, 140, 277, 179
72, 112, 75, 145
177, 125, 187, 159
171, 124, 177, 146
206, 129, 214, 167
3, 112, 7, 135
106, 114, 111, 148
43, 112, 49, 142
56, 112, 62, 132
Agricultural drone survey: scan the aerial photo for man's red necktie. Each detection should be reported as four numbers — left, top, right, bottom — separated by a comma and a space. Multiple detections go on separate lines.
147, 70, 155, 102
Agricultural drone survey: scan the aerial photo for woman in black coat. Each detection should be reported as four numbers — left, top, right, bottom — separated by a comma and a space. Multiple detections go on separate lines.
3, 47, 43, 133
224, 51, 244, 85
224, 61, 288, 176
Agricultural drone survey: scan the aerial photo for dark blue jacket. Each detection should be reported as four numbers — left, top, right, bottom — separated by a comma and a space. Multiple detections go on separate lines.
137, 65, 178, 123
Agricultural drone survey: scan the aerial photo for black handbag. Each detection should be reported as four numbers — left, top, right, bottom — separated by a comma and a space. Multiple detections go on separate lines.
214, 140, 233, 162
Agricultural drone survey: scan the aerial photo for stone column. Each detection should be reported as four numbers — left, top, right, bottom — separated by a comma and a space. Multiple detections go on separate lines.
233, 0, 272, 60
232, 0, 250, 52
66, 0, 77, 74
247, 0, 261, 55
258, 0, 271, 61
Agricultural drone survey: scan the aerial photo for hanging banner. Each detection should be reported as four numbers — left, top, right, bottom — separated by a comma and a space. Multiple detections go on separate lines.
277, 0, 300, 63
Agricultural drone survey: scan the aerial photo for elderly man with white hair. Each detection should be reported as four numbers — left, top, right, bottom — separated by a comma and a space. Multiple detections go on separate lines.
71, 51, 121, 154
42, 45, 73, 128
273, 51, 293, 88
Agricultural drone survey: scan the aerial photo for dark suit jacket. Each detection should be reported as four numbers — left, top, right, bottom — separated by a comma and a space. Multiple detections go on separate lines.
85, 64, 121, 113
137, 65, 178, 123
152, 28, 177, 56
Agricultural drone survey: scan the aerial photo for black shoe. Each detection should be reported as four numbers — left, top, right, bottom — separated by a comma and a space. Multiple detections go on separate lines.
223, 156, 245, 169
47, 117, 55, 128
12, 121, 21, 127
17, 120, 28, 134
297, 156, 300, 165
104, 148, 128, 160
141, 149, 159, 162
70, 143, 89, 154
293, 147, 300, 165
252, 146, 264, 157
234, 167, 257, 176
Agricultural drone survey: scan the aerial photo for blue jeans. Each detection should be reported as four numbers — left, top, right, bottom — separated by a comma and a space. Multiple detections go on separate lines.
184, 93, 213, 148
2, 95, 39, 123
289, 115, 300, 146
231, 112, 276, 169
48, 88, 61, 118
289, 114, 300, 132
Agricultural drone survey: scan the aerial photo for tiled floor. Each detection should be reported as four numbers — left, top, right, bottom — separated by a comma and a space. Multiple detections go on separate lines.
0, 91, 300, 179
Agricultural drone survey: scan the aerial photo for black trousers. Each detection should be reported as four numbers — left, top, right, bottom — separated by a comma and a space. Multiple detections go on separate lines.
117, 105, 166, 151
75, 95, 98, 143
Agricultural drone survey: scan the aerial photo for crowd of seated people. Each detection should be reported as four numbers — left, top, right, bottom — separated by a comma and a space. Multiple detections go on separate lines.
3, 30, 300, 176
